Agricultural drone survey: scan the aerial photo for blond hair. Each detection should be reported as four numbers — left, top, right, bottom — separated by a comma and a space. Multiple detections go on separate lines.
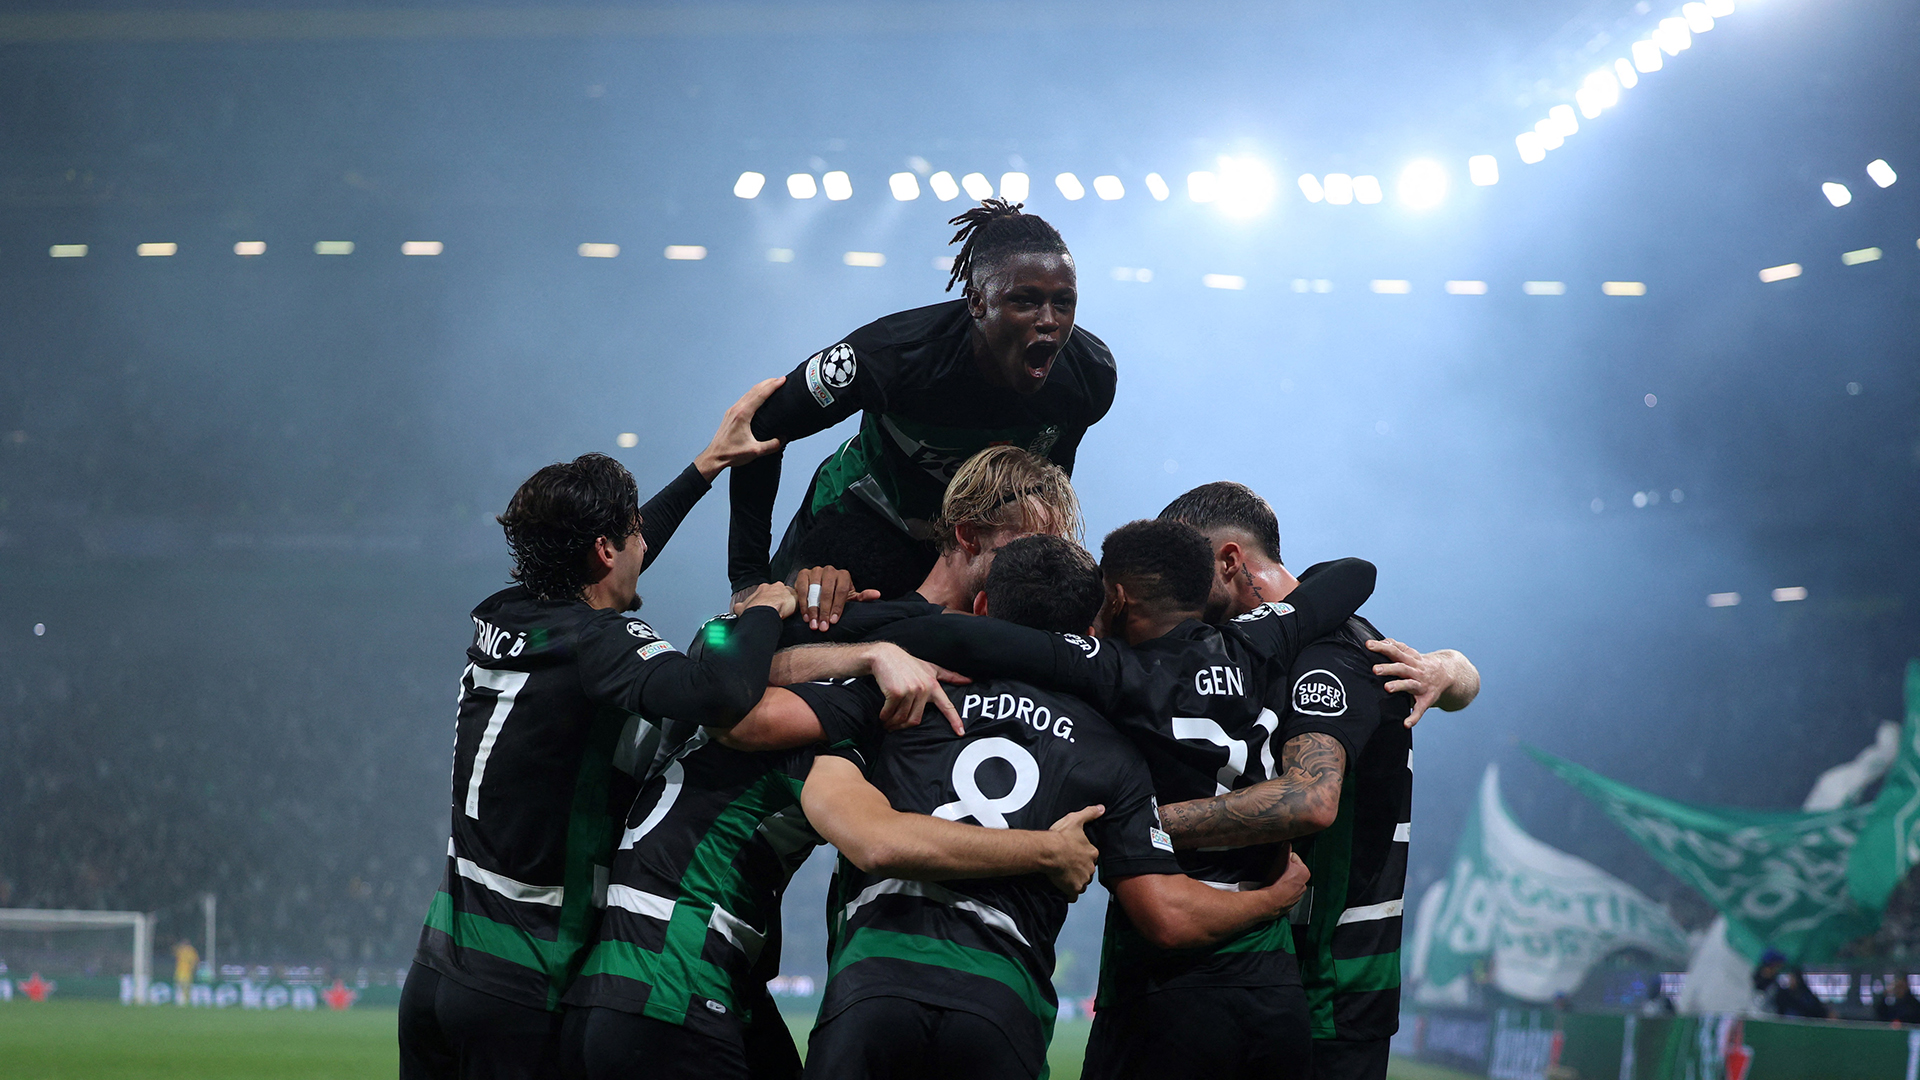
935, 445, 1083, 553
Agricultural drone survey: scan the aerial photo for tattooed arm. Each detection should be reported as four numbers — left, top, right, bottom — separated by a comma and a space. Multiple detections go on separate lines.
1157, 732, 1348, 850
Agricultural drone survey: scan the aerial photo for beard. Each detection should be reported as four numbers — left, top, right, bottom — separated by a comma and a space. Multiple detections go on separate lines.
621, 592, 643, 613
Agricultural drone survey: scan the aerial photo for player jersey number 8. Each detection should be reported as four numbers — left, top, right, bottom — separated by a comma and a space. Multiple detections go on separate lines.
931, 738, 1040, 828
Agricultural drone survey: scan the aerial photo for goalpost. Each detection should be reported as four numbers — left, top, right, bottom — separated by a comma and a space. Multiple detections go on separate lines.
0, 909, 156, 1004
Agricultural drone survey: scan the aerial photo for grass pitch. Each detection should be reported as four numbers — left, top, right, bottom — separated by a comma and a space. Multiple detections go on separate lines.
6, 1000, 1475, 1080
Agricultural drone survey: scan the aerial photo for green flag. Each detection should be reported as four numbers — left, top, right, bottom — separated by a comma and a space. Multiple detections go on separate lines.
1414, 764, 1689, 1003
1848, 660, 1920, 910
1528, 746, 1880, 964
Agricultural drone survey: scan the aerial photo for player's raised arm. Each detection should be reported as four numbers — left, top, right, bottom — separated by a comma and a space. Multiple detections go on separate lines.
801, 755, 1102, 897
726, 345, 876, 595
579, 583, 797, 728
635, 376, 787, 573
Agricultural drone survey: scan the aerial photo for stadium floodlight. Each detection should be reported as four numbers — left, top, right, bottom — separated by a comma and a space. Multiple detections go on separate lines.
1841, 247, 1882, 265
1144, 172, 1171, 200
766, 248, 795, 262
1821, 182, 1852, 207
1446, 280, 1489, 294
1055, 172, 1086, 200
1399, 159, 1448, 208
1201, 273, 1246, 290
1370, 279, 1412, 294
733, 171, 766, 198
1656, 18, 1691, 55
1682, 2, 1714, 33
1632, 39, 1664, 72
233, 241, 266, 256
787, 173, 817, 199
822, 171, 852, 201
1297, 174, 1325, 202
1093, 175, 1125, 200
1534, 120, 1565, 152
928, 171, 960, 201
1321, 173, 1354, 205
1772, 587, 1808, 602
314, 241, 354, 255
1215, 156, 1279, 218
136, 243, 177, 256
1187, 170, 1219, 203
663, 245, 707, 260
1704, 0, 1734, 14
1757, 262, 1801, 282
1707, 592, 1741, 607
1601, 281, 1648, 295
1548, 105, 1579, 137
1576, 70, 1621, 118
1468, 155, 1499, 186
1615, 58, 1639, 88
1522, 280, 1566, 295
960, 172, 993, 200
1516, 132, 1547, 164
1000, 172, 1030, 201
1867, 159, 1897, 187
1352, 175, 1383, 204
889, 172, 921, 200
578, 243, 619, 258
49, 243, 87, 257
401, 241, 443, 256
843, 251, 886, 267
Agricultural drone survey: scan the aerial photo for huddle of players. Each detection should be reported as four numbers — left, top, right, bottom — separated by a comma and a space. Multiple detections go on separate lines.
399, 198, 1478, 1080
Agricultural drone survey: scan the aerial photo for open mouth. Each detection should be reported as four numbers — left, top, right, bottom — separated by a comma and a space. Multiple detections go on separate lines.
1022, 342, 1059, 379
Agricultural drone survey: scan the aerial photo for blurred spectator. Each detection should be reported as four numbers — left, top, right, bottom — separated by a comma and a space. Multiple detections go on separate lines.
1771, 968, 1833, 1019
1877, 977, 1920, 1025
1639, 981, 1676, 1016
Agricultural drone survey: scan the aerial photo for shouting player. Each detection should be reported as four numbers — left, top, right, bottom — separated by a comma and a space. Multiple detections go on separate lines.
727, 200, 1115, 602
1155, 482, 1480, 1080
793, 536, 1312, 1080
399, 385, 798, 1080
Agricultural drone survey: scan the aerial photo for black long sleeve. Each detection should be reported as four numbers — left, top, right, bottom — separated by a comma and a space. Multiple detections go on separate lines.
870, 614, 1123, 713
727, 450, 784, 593
1289, 558, 1377, 641
639, 462, 712, 573
632, 605, 784, 726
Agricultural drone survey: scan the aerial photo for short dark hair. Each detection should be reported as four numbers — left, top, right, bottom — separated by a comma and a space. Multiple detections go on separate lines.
1158, 481, 1283, 563
983, 535, 1103, 634
497, 453, 640, 602
945, 199, 1071, 299
1100, 519, 1215, 615
789, 506, 936, 601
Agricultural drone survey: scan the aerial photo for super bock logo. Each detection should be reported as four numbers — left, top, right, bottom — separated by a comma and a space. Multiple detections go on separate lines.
1293, 669, 1347, 716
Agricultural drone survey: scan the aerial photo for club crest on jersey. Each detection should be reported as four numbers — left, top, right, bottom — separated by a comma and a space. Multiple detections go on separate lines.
1061, 633, 1101, 658
1293, 669, 1347, 716
637, 640, 674, 661
805, 344, 856, 406
1232, 601, 1296, 623
1028, 424, 1061, 457
625, 620, 658, 640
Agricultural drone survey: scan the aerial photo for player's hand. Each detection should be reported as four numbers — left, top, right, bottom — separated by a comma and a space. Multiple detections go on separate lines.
793, 565, 882, 632
736, 582, 799, 620
694, 376, 786, 480
1264, 850, 1311, 917
1365, 637, 1454, 728
866, 642, 970, 735
1043, 805, 1104, 899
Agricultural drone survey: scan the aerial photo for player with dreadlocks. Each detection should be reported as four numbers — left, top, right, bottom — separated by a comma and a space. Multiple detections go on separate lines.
726, 198, 1116, 625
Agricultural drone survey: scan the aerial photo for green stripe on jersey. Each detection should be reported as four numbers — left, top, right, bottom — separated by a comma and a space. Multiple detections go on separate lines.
1333, 950, 1401, 994
1212, 916, 1296, 956
581, 770, 808, 1024
831, 926, 1058, 1027
424, 892, 560, 975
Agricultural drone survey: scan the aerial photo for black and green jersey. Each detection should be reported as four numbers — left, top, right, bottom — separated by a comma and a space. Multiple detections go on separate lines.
727, 299, 1117, 591
1281, 616, 1413, 1042
562, 731, 827, 1044
412, 586, 783, 1012
803, 677, 1181, 1078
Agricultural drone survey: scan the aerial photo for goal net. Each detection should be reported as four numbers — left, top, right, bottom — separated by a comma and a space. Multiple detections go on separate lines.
0, 910, 154, 1003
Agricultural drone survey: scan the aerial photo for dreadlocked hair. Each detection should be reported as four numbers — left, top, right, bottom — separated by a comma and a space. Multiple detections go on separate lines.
497, 453, 642, 602
945, 198, 1071, 297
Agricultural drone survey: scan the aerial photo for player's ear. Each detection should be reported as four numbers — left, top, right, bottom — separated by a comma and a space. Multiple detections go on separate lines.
965, 283, 987, 320
1216, 541, 1242, 583
588, 536, 619, 574
972, 591, 990, 617
955, 522, 984, 558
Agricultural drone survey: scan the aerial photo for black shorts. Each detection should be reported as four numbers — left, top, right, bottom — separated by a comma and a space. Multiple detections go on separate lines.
1310, 1036, 1391, 1080
802, 996, 1036, 1080
398, 962, 565, 1080
570, 1004, 751, 1080
1082, 984, 1312, 1080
